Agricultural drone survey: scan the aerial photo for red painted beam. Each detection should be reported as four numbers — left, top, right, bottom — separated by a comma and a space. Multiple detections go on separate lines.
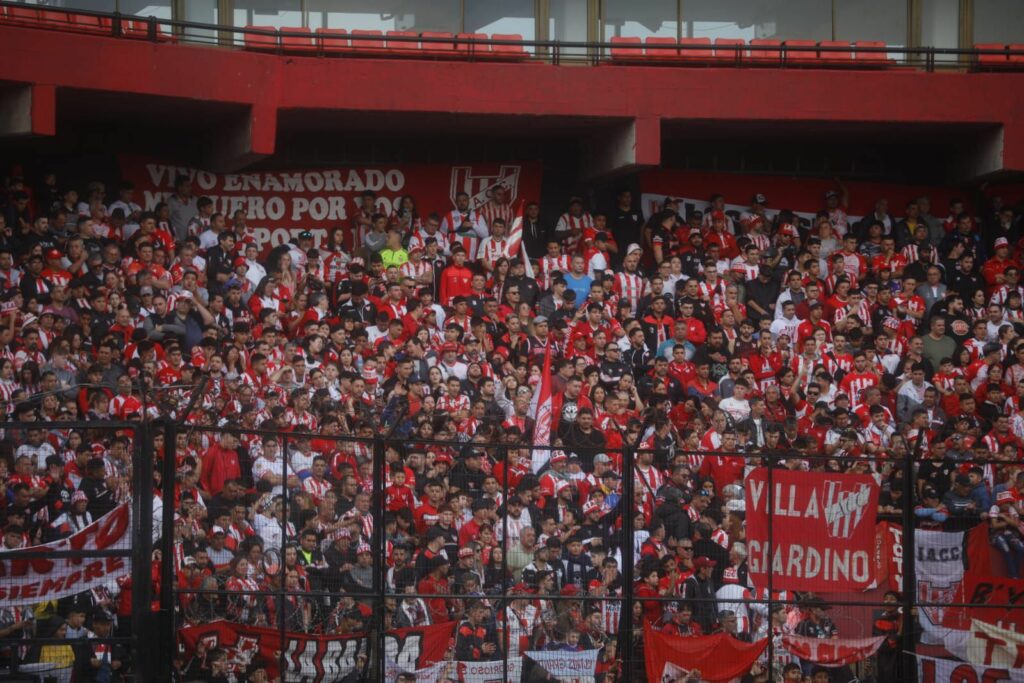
1, 25, 1024, 171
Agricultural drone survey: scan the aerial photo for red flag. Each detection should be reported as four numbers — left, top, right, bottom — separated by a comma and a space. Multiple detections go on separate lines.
507, 199, 534, 279
781, 634, 885, 667
530, 342, 553, 473
644, 624, 767, 683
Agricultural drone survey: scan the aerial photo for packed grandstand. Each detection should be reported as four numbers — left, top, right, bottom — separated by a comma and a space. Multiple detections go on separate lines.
1, 167, 1023, 683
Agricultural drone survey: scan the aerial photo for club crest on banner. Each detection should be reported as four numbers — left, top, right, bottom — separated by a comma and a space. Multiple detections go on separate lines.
823, 479, 873, 540
450, 165, 522, 209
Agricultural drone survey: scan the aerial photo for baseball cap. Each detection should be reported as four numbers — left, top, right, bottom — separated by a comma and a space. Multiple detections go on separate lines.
753, 193, 768, 205
995, 237, 1010, 248
533, 315, 549, 325
625, 243, 643, 256
46, 249, 62, 260
458, 547, 474, 558
298, 230, 313, 240
71, 491, 88, 503
693, 556, 717, 568
234, 257, 248, 267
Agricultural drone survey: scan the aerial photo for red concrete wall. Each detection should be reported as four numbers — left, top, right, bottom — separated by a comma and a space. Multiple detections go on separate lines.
2, 24, 1024, 171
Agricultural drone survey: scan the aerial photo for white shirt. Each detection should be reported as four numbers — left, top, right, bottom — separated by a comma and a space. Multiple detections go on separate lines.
718, 397, 751, 423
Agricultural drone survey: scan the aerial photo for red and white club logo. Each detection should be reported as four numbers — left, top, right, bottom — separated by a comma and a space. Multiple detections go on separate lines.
823, 480, 873, 539
450, 165, 522, 209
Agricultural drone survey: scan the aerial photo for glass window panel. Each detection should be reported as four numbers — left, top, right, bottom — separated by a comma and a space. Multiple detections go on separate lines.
182, 0, 217, 44
27, 0, 115, 9
920, 0, 959, 48
602, 0, 677, 40
118, 0, 171, 19
682, 0, 831, 41
974, 0, 1024, 44
835, 1, 906, 44
549, 0, 588, 58
232, 0, 301, 44
306, 0, 460, 33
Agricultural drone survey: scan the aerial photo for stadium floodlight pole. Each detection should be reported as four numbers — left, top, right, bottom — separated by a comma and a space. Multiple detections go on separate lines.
902, 432, 923, 679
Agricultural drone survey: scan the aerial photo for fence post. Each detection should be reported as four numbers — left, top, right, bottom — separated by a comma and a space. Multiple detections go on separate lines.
766, 456, 775, 676
372, 433, 387, 680
902, 436, 921, 679
131, 420, 155, 680
619, 443, 635, 681
159, 420, 178, 680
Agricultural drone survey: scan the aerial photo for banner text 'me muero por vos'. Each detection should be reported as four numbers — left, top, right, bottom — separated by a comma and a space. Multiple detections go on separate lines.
119, 156, 543, 255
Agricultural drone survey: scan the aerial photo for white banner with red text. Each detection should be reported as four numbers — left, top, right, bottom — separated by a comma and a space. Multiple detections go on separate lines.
0, 502, 130, 606
917, 654, 1024, 683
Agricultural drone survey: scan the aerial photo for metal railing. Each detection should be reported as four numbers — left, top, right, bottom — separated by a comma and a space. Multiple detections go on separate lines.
1, 0, 1023, 72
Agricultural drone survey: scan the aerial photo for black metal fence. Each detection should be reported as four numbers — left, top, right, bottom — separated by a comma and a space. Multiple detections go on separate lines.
2, 416, 1021, 682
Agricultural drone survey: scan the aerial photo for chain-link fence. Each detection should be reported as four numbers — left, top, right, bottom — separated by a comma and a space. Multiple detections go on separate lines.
0, 416, 1020, 681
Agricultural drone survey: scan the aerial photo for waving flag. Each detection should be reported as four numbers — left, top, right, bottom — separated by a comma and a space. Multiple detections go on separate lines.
530, 341, 553, 473
507, 199, 535, 278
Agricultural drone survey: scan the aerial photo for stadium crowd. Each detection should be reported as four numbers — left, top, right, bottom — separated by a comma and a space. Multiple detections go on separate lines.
1, 169, 1024, 683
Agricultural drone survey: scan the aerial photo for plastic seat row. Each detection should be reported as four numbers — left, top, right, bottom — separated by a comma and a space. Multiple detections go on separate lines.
609, 36, 894, 65
0, 6, 171, 40
244, 27, 530, 59
974, 43, 1024, 67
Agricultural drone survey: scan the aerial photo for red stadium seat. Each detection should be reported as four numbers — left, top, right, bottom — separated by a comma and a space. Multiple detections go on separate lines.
420, 31, 456, 57
385, 30, 420, 55
747, 38, 782, 63
244, 25, 277, 51
713, 38, 745, 62
488, 33, 529, 59
455, 32, 489, 56
819, 40, 852, 63
643, 36, 677, 60
853, 40, 892, 65
677, 37, 713, 61
350, 29, 385, 53
280, 27, 316, 53
69, 13, 111, 35
38, 10, 73, 29
609, 36, 642, 60
784, 39, 818, 62
976, 43, 1008, 66
316, 28, 349, 53
4, 7, 41, 25
1009, 44, 1024, 64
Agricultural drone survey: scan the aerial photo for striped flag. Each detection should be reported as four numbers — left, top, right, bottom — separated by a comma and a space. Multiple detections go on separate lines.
529, 341, 553, 472
507, 199, 535, 279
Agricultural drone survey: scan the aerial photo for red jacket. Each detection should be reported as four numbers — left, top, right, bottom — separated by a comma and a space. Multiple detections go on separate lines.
200, 443, 241, 495
439, 264, 473, 306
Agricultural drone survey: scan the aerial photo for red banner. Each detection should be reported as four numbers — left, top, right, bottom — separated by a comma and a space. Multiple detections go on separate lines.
0, 503, 130, 605
644, 624, 767, 683
878, 521, 904, 591
119, 156, 543, 255
178, 620, 453, 682
957, 572, 1024, 631
781, 634, 885, 667
744, 468, 880, 592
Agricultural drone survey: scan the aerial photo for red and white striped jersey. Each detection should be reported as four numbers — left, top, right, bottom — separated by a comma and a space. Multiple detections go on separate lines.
556, 212, 594, 234
437, 394, 471, 414
303, 476, 332, 505
450, 233, 480, 261
730, 258, 760, 281
477, 236, 513, 269
399, 259, 432, 280
990, 284, 1024, 306
614, 272, 646, 315
539, 255, 571, 290
900, 243, 940, 266
408, 228, 451, 255
441, 209, 485, 237
698, 279, 728, 307
478, 202, 514, 230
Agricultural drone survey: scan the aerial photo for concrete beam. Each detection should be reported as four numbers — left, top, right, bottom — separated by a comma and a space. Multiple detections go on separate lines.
0, 83, 55, 137
203, 104, 276, 172
582, 116, 661, 181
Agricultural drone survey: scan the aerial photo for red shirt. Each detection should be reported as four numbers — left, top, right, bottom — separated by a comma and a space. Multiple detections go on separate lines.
200, 443, 241, 495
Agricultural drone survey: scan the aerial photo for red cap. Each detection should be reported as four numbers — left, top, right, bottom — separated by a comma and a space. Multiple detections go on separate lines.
46, 249, 62, 260
442, 342, 459, 353
234, 257, 248, 267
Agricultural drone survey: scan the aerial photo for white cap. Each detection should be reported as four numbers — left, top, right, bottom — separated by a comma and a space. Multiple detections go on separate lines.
626, 243, 643, 256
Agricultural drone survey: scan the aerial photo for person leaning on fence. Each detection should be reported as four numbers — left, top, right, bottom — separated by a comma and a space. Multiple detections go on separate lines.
455, 599, 500, 661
